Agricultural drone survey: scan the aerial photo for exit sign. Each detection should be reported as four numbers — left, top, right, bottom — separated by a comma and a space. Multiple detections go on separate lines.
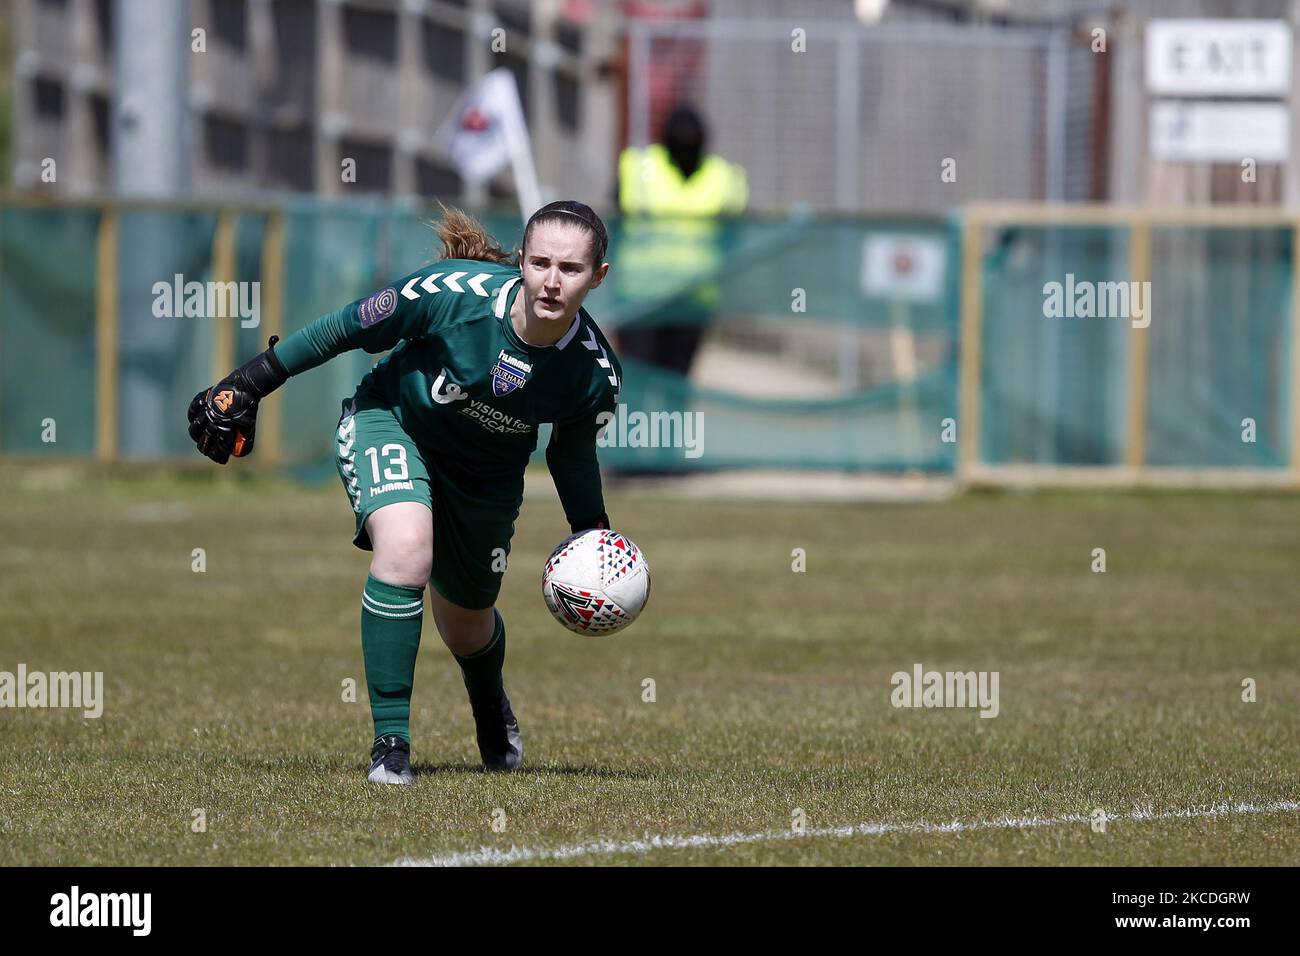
1146, 19, 1292, 97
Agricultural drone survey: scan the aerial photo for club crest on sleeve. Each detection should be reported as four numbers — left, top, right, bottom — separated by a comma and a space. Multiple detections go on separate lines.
358, 287, 398, 328
491, 350, 531, 396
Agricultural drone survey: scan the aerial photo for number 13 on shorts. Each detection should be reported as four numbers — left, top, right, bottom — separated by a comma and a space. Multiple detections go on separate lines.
364, 444, 409, 482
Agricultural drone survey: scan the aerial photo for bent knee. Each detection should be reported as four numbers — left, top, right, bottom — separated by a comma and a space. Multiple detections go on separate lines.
366, 505, 433, 587
370, 562, 430, 590
369, 531, 432, 587
369, 547, 431, 588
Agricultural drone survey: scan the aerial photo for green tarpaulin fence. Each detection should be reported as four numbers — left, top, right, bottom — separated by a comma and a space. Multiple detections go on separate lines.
1, 196, 1294, 483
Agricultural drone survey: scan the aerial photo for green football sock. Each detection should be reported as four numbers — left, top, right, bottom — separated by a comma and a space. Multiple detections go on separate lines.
361, 574, 425, 746
454, 608, 506, 707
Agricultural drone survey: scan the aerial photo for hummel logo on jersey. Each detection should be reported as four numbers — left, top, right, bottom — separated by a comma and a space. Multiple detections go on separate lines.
491, 350, 531, 396
400, 270, 493, 300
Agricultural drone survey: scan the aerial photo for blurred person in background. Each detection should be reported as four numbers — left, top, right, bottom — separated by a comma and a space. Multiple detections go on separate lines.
615, 104, 747, 376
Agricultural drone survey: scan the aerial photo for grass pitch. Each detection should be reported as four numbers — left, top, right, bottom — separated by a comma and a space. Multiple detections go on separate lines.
0, 467, 1297, 866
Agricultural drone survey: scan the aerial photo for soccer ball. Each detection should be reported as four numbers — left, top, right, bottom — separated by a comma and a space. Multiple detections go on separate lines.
541, 529, 650, 635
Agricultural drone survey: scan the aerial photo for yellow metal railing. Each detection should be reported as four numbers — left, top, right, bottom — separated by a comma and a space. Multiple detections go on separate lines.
94, 211, 119, 463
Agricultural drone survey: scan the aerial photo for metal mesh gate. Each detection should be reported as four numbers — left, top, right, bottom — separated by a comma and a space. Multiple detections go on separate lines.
627, 20, 1103, 212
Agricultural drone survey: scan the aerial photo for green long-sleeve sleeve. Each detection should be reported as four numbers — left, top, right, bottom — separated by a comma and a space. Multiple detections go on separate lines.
274, 265, 464, 376
546, 364, 620, 529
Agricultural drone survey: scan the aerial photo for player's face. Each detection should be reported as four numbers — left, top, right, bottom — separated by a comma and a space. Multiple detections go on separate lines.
520, 222, 609, 325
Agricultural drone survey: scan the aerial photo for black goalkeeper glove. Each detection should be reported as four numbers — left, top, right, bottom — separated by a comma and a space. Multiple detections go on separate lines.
570, 512, 611, 535
187, 336, 290, 464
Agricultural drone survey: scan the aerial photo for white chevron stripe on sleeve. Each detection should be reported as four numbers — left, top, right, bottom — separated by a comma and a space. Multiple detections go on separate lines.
580, 326, 620, 394
467, 273, 491, 297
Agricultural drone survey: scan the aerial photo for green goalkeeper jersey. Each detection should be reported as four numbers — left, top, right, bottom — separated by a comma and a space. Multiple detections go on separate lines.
275, 258, 622, 523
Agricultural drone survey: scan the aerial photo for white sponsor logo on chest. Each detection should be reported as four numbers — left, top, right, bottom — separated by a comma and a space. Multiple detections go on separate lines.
430, 368, 469, 404
461, 398, 533, 435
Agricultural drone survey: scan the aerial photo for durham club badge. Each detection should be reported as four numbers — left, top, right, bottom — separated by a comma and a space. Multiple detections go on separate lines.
491, 350, 531, 396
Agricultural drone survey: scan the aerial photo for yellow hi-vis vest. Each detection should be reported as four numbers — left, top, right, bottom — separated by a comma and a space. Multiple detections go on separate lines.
615, 145, 748, 311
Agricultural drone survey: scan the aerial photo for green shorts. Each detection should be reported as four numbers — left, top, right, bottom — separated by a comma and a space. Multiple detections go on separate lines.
334, 395, 520, 610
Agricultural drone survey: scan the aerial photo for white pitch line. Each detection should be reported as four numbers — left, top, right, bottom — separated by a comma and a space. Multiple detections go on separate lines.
390, 799, 1300, 867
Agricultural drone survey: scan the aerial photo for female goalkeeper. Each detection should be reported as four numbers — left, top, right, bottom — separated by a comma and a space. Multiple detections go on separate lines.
187, 201, 621, 784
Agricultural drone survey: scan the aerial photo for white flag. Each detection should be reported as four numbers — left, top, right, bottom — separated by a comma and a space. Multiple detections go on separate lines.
434, 68, 541, 217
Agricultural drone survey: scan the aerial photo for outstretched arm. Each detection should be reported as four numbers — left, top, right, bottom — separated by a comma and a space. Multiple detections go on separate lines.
274, 271, 450, 375
188, 266, 452, 463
